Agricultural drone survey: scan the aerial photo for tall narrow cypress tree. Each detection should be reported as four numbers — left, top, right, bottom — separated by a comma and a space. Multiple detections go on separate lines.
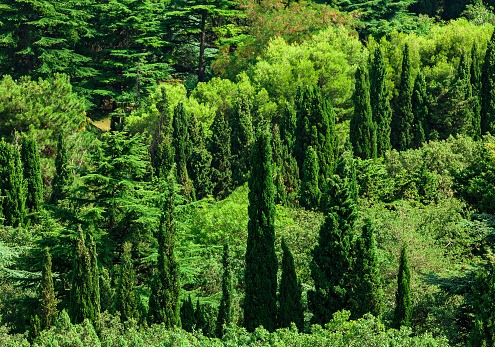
300, 146, 321, 210
180, 295, 196, 332
231, 93, 254, 187
481, 31, 495, 135
39, 248, 58, 330
244, 130, 277, 333
1, 141, 26, 226
412, 72, 429, 147
115, 242, 138, 322
209, 112, 232, 199
370, 46, 392, 157
50, 133, 72, 206
393, 244, 412, 329
391, 43, 414, 151
277, 238, 304, 331
148, 176, 180, 328
350, 65, 377, 159
21, 132, 43, 222
455, 51, 474, 136
472, 40, 482, 140
216, 244, 233, 338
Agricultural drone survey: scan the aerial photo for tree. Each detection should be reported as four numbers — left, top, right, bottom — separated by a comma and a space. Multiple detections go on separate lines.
350, 65, 377, 159
231, 93, 254, 187
216, 244, 233, 338
180, 295, 196, 332
148, 177, 180, 328
481, 31, 495, 135
391, 43, 414, 151
277, 238, 304, 331
21, 132, 44, 222
50, 133, 72, 206
300, 146, 321, 210
370, 46, 392, 157
209, 112, 232, 199
115, 242, 138, 322
393, 244, 412, 329
450, 50, 474, 136
412, 71, 429, 147
0, 140, 26, 226
39, 248, 58, 330
472, 40, 482, 141
244, 130, 278, 333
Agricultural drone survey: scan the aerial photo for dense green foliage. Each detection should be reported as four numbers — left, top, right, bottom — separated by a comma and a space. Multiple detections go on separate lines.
393, 244, 412, 329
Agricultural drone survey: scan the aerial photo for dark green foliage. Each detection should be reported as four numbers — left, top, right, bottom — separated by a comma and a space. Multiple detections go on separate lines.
412, 72, 429, 148
244, 130, 278, 333
69, 228, 100, 325
39, 248, 58, 330
151, 90, 174, 180
180, 295, 196, 332
391, 44, 414, 151
231, 94, 254, 187
115, 242, 138, 322
370, 46, 392, 156
481, 31, 495, 135
472, 40, 482, 140
216, 244, 233, 338
349, 220, 383, 319
350, 65, 377, 159
450, 50, 474, 136
277, 238, 304, 331
148, 178, 180, 328
300, 146, 321, 210
194, 300, 214, 337
50, 133, 72, 206
189, 147, 213, 200
154, 135, 175, 180
209, 112, 232, 199
29, 314, 41, 343
99, 267, 115, 315
21, 132, 44, 223
0, 141, 26, 226
393, 244, 412, 329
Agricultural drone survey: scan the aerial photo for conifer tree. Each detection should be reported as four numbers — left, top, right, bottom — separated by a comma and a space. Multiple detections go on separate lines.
350, 65, 377, 159
209, 112, 232, 199
393, 244, 412, 329
0, 141, 26, 226
349, 220, 383, 319
195, 299, 208, 334
231, 93, 254, 187
148, 177, 180, 328
472, 40, 482, 140
216, 244, 233, 338
481, 31, 495, 135
391, 43, 414, 151
451, 50, 474, 136
412, 72, 429, 147
244, 130, 278, 333
21, 132, 43, 222
29, 314, 41, 343
115, 242, 138, 322
154, 135, 175, 180
189, 146, 213, 200
50, 133, 72, 206
278, 238, 304, 331
300, 146, 321, 210
370, 46, 392, 157
39, 248, 58, 330
180, 295, 196, 332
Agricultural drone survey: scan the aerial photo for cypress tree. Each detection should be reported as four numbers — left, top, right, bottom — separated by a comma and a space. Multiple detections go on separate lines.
21, 132, 43, 222
350, 65, 377, 159
154, 135, 175, 180
349, 220, 383, 319
393, 244, 412, 329
0, 141, 26, 226
115, 242, 138, 322
370, 46, 392, 157
300, 146, 321, 210
231, 93, 254, 187
481, 30, 495, 136
39, 248, 58, 330
412, 71, 429, 147
148, 176, 180, 328
472, 40, 482, 140
50, 133, 72, 206
451, 50, 474, 136
195, 299, 207, 334
277, 238, 304, 331
244, 130, 277, 333
391, 43, 414, 151
189, 146, 213, 200
216, 244, 233, 338
29, 314, 41, 343
180, 295, 196, 332
209, 112, 232, 199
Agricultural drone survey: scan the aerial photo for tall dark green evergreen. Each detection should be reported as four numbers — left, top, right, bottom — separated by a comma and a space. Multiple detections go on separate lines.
481, 31, 495, 135
69, 228, 100, 325
244, 130, 278, 333
21, 132, 44, 223
115, 242, 138, 322
148, 177, 180, 328
471, 40, 482, 140
209, 112, 232, 199
277, 238, 304, 331
412, 72, 429, 147
0, 141, 26, 226
391, 43, 414, 151
451, 50, 474, 136
231, 93, 254, 187
393, 244, 412, 329
50, 133, 72, 206
349, 220, 383, 319
369, 46, 392, 156
180, 295, 196, 332
39, 248, 58, 330
300, 146, 321, 210
350, 65, 377, 159
189, 146, 213, 200
216, 244, 233, 338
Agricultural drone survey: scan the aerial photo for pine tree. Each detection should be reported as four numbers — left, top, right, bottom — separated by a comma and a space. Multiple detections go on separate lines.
0, 141, 26, 226
39, 248, 58, 330
231, 93, 254, 187
300, 146, 321, 210
209, 112, 232, 199
148, 177, 180, 328
472, 40, 482, 140
180, 295, 196, 332
370, 46, 392, 157
21, 132, 44, 223
349, 220, 383, 319
481, 31, 495, 135
244, 130, 278, 333
393, 244, 412, 329
412, 72, 429, 147
216, 244, 233, 338
277, 238, 304, 331
115, 242, 138, 322
391, 43, 414, 151
350, 65, 377, 159
50, 133, 72, 206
